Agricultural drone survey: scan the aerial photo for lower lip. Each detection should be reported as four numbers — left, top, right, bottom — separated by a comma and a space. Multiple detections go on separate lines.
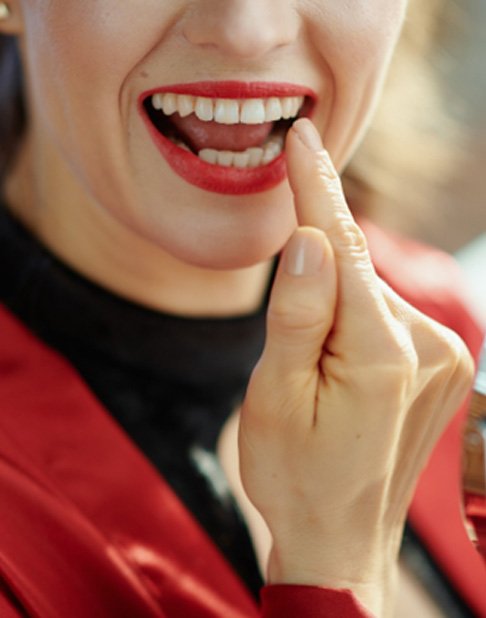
140, 113, 287, 195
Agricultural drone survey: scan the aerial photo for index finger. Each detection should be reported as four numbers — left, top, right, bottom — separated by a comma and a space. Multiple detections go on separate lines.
285, 119, 392, 349
287, 121, 386, 303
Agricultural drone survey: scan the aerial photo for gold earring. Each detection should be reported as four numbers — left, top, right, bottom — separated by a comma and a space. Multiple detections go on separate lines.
0, 3, 10, 20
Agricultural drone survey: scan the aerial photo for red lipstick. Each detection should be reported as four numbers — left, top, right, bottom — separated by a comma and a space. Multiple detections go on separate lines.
138, 81, 316, 195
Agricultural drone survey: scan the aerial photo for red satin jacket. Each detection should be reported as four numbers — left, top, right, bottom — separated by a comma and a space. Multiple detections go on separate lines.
0, 221, 484, 617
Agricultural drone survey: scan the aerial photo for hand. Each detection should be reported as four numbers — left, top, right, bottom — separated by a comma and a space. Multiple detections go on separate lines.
238, 119, 475, 615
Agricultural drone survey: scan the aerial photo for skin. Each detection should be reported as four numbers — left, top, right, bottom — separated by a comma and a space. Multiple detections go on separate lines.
1, 1, 475, 615
4, 0, 406, 313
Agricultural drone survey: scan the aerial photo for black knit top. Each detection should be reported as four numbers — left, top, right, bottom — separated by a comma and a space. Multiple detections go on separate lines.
0, 204, 266, 597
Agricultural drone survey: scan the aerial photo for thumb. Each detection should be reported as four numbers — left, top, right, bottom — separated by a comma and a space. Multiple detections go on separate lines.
261, 226, 337, 379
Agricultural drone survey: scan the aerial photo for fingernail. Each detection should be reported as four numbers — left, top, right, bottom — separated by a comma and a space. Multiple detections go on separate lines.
292, 118, 323, 152
284, 232, 325, 276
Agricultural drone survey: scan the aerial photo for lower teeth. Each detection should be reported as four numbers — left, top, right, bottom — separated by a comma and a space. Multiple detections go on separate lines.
169, 135, 284, 168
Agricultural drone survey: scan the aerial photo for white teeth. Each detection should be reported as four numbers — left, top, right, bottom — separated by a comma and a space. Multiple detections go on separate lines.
156, 92, 296, 168
162, 93, 177, 115
240, 99, 266, 124
194, 97, 214, 122
195, 134, 284, 169
177, 95, 195, 118
264, 97, 283, 122
217, 151, 235, 166
198, 149, 218, 164
150, 93, 305, 125
152, 93, 164, 110
247, 147, 265, 167
214, 99, 240, 125
281, 97, 296, 119
262, 140, 281, 164
233, 152, 251, 168
291, 97, 302, 117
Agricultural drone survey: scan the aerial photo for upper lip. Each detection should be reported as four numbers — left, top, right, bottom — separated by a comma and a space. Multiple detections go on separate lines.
139, 80, 317, 105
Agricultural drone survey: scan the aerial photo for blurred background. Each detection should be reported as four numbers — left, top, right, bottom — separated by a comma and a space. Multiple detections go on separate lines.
431, 0, 485, 327
345, 0, 485, 328
427, 0, 485, 254
435, 0, 486, 327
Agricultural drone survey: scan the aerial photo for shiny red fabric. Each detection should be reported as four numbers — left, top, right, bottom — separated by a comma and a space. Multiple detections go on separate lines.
0, 222, 484, 617
0, 306, 371, 617
260, 586, 373, 617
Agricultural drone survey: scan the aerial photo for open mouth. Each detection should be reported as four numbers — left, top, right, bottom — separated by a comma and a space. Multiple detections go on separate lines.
143, 91, 312, 169
138, 82, 316, 194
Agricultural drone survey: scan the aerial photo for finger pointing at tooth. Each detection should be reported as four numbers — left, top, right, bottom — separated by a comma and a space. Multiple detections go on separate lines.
239, 117, 474, 616
286, 118, 392, 356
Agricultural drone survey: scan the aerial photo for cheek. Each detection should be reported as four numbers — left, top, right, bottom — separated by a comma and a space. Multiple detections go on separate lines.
23, 1, 165, 76
20, 2, 173, 143
19, 2, 179, 200
308, 0, 406, 76
304, 0, 406, 165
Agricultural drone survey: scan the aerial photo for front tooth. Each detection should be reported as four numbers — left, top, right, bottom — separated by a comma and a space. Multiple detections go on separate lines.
162, 93, 178, 115
214, 99, 240, 125
240, 99, 266, 124
265, 98, 283, 122
199, 148, 218, 164
233, 152, 251, 168
217, 151, 235, 166
195, 97, 214, 122
155, 93, 305, 122
247, 147, 264, 168
177, 95, 195, 117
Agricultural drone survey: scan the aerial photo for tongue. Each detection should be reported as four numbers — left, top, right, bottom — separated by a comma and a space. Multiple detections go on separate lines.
169, 113, 274, 152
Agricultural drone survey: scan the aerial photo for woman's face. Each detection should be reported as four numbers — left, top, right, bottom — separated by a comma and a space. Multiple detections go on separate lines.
15, 0, 407, 268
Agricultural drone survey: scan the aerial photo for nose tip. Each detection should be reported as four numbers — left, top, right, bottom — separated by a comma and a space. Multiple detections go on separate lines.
182, 1, 298, 60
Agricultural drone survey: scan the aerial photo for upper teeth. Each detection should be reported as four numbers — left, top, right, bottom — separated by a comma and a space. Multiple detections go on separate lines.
151, 93, 304, 125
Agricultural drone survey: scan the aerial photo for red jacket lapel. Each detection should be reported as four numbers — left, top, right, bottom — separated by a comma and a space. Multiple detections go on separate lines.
0, 305, 257, 618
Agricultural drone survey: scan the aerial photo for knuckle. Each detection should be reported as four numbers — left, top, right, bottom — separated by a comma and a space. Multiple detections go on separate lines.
432, 326, 471, 368
327, 217, 369, 258
417, 321, 475, 389
443, 331, 475, 383
431, 332, 475, 407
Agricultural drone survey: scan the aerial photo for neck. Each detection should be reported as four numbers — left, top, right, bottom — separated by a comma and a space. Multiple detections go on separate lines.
4, 137, 274, 319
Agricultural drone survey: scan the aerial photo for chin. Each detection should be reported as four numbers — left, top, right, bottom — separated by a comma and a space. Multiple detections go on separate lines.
121, 172, 297, 271
143, 206, 296, 271
172, 224, 294, 270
